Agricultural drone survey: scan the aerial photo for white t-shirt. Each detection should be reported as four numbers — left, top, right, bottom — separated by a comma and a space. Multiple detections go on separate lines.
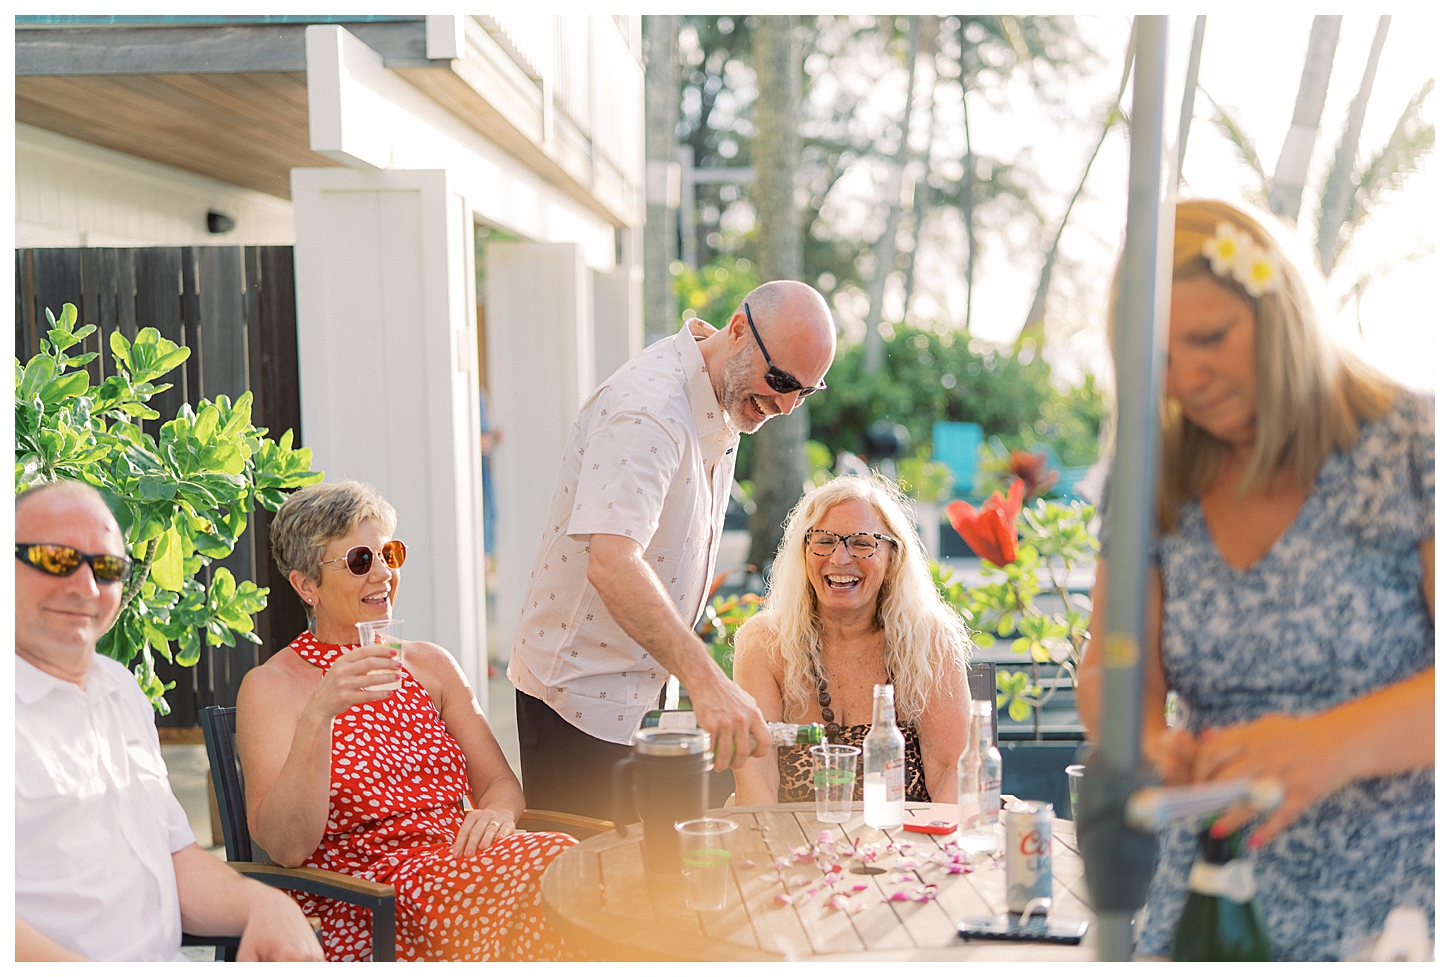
509, 324, 739, 743
15, 653, 197, 961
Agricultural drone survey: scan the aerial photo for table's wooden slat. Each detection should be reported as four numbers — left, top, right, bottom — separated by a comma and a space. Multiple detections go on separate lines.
751, 808, 866, 956
540, 803, 1097, 960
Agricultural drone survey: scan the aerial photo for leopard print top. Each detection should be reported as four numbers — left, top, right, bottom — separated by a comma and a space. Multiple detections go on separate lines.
776, 723, 930, 803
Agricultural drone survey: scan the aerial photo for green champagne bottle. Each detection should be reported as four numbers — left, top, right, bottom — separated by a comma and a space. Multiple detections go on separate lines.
1171, 823, 1272, 961
639, 709, 825, 748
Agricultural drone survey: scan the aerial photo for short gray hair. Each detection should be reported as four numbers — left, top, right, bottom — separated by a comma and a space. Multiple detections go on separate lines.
270, 481, 397, 584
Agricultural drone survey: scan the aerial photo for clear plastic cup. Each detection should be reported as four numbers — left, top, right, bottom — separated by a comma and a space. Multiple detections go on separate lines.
676, 817, 738, 911
810, 744, 861, 823
356, 618, 404, 691
1065, 764, 1085, 826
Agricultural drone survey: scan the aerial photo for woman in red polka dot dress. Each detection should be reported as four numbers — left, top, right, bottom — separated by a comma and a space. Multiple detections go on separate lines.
236, 482, 576, 961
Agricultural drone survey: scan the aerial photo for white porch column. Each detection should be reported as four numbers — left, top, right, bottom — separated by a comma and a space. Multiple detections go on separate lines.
291, 166, 488, 695
592, 264, 643, 387
485, 242, 595, 661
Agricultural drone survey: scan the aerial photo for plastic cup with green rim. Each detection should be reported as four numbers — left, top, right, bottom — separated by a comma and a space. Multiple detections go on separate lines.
676, 817, 738, 911
356, 618, 405, 691
1065, 764, 1085, 827
810, 743, 861, 823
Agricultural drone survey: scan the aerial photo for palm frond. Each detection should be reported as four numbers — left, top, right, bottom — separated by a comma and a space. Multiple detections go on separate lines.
1343, 78, 1435, 252
1199, 86, 1269, 204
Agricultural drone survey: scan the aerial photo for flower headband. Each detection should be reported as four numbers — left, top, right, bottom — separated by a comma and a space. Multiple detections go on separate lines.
1201, 223, 1280, 297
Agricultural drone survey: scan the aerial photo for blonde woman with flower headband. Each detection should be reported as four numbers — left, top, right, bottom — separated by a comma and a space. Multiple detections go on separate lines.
1078, 199, 1434, 960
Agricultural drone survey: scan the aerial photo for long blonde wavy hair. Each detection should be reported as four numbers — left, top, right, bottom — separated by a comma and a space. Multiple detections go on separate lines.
743, 473, 971, 726
1111, 199, 1399, 532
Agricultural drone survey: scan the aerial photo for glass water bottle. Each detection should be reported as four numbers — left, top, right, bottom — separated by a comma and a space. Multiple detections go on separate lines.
862, 684, 906, 830
959, 699, 1001, 852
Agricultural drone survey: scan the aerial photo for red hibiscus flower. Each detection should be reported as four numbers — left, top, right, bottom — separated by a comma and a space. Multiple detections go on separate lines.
1008, 450, 1058, 499
946, 479, 1025, 566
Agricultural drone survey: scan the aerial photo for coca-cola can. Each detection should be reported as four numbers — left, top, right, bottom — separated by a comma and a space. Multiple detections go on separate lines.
1004, 800, 1054, 914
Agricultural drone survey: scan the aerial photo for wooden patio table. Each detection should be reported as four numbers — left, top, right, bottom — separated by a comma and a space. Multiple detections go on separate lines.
540, 801, 1096, 960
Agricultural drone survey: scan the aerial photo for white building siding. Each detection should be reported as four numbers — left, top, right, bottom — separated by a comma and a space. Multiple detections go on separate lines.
15, 123, 296, 248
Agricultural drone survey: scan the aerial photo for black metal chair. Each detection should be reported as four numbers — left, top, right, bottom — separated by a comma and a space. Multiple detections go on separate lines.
191, 705, 613, 961
194, 705, 397, 961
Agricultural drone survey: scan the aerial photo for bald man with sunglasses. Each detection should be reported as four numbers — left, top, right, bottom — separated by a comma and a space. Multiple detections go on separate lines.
508, 280, 837, 820
14, 481, 323, 962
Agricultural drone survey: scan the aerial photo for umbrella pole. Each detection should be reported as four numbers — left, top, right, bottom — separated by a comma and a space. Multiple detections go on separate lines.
1083, 14, 1176, 962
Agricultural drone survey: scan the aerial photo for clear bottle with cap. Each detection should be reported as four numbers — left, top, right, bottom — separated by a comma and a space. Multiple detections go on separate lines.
862, 684, 906, 830
1171, 821, 1272, 961
638, 709, 825, 749
958, 699, 1001, 853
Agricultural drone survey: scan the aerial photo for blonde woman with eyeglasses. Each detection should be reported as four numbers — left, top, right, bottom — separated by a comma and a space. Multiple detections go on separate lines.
1077, 199, 1434, 960
731, 473, 973, 807
236, 481, 576, 961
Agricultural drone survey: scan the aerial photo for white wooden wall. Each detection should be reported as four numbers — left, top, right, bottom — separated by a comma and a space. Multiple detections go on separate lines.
14, 123, 296, 247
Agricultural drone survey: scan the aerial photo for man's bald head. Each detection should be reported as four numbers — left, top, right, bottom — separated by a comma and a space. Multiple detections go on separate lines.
735, 280, 835, 349
705, 280, 837, 434
15, 480, 128, 682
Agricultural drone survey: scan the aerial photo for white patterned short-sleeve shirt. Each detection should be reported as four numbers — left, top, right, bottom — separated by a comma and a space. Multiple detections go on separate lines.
508, 324, 739, 743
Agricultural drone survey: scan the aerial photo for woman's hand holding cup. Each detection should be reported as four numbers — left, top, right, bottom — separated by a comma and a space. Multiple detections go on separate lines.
305, 643, 402, 719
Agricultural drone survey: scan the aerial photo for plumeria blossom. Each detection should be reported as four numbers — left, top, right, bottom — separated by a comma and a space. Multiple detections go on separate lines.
1234, 247, 1281, 297
1202, 221, 1281, 297
1201, 222, 1251, 276
946, 478, 1025, 566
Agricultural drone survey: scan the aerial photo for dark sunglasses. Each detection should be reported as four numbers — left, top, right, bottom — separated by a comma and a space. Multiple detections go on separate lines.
16, 542, 134, 584
320, 540, 407, 576
744, 302, 826, 398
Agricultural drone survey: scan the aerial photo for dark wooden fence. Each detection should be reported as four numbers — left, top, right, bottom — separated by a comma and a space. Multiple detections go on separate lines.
15, 246, 308, 727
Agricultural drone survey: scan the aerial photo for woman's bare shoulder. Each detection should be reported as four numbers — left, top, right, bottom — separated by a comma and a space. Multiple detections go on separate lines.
237, 647, 313, 707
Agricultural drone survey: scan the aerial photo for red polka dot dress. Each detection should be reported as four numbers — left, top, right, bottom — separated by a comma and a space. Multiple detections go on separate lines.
285, 632, 577, 961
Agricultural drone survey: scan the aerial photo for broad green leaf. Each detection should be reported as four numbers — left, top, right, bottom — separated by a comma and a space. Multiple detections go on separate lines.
109, 330, 133, 370
150, 527, 185, 592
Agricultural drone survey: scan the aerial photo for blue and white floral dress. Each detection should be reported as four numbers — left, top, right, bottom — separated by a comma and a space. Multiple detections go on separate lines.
1136, 391, 1434, 961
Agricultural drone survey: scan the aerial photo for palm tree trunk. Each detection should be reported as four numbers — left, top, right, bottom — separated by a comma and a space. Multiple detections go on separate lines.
863, 16, 921, 374
1267, 15, 1342, 223
1316, 16, 1390, 274
1011, 23, 1137, 351
745, 15, 809, 578
958, 22, 976, 334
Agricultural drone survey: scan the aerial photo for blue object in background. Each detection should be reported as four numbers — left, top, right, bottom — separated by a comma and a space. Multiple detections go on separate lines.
931, 421, 983, 500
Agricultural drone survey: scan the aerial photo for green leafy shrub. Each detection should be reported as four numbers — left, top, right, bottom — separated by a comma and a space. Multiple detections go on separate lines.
808, 325, 1106, 479
933, 495, 1098, 736
15, 304, 323, 712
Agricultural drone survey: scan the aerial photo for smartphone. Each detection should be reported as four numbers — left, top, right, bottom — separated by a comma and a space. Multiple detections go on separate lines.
957, 914, 1089, 945
902, 816, 956, 835
903, 803, 960, 835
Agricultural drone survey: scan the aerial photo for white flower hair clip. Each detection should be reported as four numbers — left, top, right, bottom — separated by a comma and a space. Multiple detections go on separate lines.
1201, 222, 1281, 297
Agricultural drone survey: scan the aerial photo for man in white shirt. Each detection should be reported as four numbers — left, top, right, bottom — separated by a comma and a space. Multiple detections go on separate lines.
14, 481, 323, 962
508, 280, 836, 818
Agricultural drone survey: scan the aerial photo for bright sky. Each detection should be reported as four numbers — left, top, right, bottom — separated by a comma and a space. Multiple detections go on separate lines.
957, 14, 1438, 391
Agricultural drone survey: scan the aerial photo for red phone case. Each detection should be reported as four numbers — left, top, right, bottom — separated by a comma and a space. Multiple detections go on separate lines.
902, 817, 956, 835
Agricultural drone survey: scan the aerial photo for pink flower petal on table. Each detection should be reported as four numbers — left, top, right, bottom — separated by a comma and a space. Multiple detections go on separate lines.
891, 872, 915, 884
817, 830, 834, 844
805, 885, 819, 898
773, 857, 790, 870
887, 891, 912, 902
739, 858, 756, 869
898, 842, 915, 852
788, 873, 810, 888
774, 893, 793, 907
838, 846, 855, 857
830, 894, 850, 913
851, 882, 869, 892
895, 858, 920, 870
